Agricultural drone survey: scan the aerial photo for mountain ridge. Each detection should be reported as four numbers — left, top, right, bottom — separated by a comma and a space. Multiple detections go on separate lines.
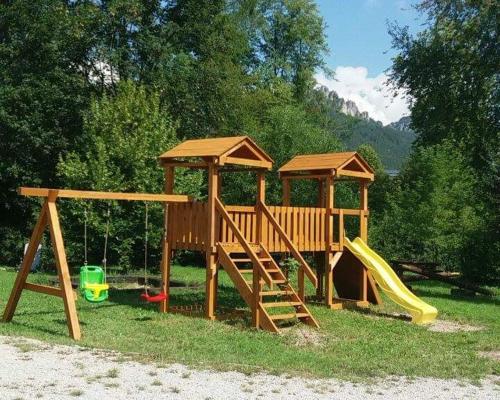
316, 86, 415, 169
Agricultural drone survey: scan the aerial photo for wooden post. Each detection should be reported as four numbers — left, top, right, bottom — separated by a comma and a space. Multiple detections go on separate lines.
253, 171, 266, 327
324, 175, 334, 308
205, 161, 219, 320
359, 181, 368, 242
160, 166, 174, 313
359, 180, 368, 302
316, 178, 325, 298
46, 194, 81, 340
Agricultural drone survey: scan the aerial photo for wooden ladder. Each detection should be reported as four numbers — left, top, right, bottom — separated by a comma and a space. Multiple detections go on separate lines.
215, 198, 318, 333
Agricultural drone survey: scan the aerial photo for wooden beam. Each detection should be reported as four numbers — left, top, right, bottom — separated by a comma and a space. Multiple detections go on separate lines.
221, 156, 272, 169
46, 198, 81, 340
219, 166, 268, 173
280, 172, 334, 180
160, 166, 175, 313
331, 208, 369, 216
159, 161, 208, 169
24, 282, 63, 297
18, 187, 192, 202
336, 170, 374, 180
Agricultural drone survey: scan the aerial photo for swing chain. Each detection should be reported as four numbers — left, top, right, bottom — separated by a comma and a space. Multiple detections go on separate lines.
102, 202, 111, 281
144, 202, 149, 293
83, 206, 88, 266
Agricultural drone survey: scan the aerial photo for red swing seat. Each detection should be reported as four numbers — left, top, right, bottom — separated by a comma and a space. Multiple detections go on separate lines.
140, 292, 168, 303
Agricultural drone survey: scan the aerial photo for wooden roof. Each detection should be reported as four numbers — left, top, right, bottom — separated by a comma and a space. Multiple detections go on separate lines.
159, 136, 273, 169
279, 152, 374, 180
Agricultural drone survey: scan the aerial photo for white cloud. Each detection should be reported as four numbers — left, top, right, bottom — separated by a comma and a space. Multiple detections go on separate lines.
315, 66, 409, 125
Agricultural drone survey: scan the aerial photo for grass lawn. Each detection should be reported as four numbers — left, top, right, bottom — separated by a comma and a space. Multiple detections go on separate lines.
0, 264, 498, 381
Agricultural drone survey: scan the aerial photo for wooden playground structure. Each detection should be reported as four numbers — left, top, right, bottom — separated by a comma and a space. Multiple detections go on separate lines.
3, 136, 383, 339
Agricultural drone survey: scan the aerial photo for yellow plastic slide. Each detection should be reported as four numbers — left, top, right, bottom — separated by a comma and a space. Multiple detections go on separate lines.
345, 237, 438, 324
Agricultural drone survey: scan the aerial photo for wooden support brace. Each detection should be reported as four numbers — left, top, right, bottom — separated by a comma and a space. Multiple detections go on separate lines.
2, 198, 81, 340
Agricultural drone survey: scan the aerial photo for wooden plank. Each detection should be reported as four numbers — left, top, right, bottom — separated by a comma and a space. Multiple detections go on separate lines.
2, 203, 48, 322
336, 170, 374, 180
47, 198, 81, 340
19, 187, 192, 202
221, 156, 272, 169
24, 282, 63, 297
225, 205, 256, 212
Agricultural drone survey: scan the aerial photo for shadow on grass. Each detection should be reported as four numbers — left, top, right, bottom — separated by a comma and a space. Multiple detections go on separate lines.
348, 306, 412, 322
411, 281, 500, 306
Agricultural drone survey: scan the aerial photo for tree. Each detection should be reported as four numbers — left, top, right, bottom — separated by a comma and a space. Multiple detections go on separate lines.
57, 81, 202, 269
387, 0, 499, 283
248, 0, 328, 99
371, 142, 492, 280
0, 0, 99, 265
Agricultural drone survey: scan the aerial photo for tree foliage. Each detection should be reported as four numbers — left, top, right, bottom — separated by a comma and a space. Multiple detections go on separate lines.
57, 81, 202, 269
383, 0, 499, 283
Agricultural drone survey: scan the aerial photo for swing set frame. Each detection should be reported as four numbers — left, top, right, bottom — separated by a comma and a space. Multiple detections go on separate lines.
1, 187, 192, 340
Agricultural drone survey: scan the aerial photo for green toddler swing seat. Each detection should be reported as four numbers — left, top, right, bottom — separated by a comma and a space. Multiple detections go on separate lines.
79, 265, 109, 302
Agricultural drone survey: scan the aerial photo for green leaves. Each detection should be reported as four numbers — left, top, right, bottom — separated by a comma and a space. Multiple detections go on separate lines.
57, 81, 202, 269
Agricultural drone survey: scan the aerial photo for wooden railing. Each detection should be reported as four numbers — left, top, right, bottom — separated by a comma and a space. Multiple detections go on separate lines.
259, 202, 318, 289
214, 198, 273, 287
167, 202, 365, 253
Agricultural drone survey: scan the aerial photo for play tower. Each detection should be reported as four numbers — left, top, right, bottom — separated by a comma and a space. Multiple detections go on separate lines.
159, 137, 381, 332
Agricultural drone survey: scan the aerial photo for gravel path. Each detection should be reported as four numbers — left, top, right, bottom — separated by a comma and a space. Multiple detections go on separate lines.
0, 335, 498, 400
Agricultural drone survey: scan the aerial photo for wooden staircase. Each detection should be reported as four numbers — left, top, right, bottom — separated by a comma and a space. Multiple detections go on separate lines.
215, 198, 319, 333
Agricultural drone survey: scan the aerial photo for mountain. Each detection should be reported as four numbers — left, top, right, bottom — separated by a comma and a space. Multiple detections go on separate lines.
343, 117, 416, 170
316, 86, 415, 170
324, 88, 371, 120
389, 116, 412, 132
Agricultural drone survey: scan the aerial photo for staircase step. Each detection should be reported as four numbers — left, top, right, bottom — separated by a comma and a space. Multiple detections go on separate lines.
220, 243, 260, 252
262, 302, 301, 308
260, 290, 292, 296
270, 312, 310, 321
237, 268, 280, 274
272, 279, 287, 284
232, 257, 272, 263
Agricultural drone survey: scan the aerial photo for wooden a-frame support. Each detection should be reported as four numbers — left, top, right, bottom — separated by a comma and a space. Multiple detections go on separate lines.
2, 194, 81, 340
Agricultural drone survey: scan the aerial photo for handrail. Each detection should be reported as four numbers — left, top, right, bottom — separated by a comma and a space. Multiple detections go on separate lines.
331, 208, 368, 216
214, 198, 273, 287
259, 201, 318, 288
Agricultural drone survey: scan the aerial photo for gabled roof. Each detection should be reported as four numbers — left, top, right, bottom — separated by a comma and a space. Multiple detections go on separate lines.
279, 152, 374, 180
159, 136, 273, 169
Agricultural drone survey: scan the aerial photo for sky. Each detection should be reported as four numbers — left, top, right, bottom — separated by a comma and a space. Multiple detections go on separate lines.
314, 0, 425, 124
